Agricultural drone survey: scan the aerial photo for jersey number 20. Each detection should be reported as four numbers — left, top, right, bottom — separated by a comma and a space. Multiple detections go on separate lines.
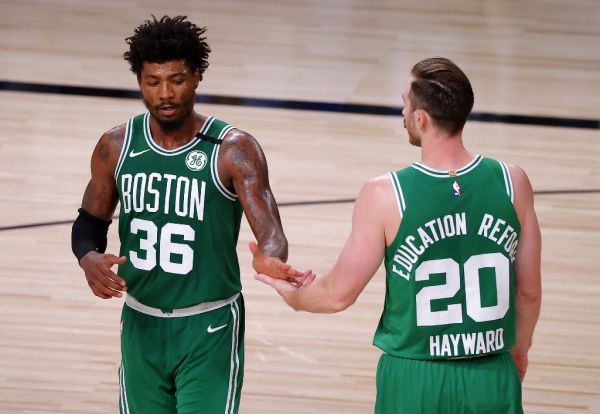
415, 253, 509, 326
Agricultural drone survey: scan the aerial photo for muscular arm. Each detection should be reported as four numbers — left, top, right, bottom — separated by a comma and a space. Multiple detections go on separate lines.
218, 131, 288, 261
77, 125, 127, 299
509, 165, 542, 380
81, 126, 123, 218
256, 176, 395, 313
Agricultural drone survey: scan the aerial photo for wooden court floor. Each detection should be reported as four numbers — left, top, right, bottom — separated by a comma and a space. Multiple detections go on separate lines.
1, 1, 600, 413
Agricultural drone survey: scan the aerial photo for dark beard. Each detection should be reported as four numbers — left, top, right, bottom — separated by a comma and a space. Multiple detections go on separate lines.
155, 115, 185, 133
149, 104, 193, 133
144, 96, 193, 133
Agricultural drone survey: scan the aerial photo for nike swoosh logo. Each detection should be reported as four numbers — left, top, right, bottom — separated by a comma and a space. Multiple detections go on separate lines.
207, 323, 228, 333
129, 149, 151, 158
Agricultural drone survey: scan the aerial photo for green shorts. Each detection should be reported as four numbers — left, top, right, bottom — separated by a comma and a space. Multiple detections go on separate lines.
119, 294, 244, 414
375, 352, 522, 414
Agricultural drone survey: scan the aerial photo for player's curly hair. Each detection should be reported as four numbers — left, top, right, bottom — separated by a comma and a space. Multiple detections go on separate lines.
124, 15, 211, 77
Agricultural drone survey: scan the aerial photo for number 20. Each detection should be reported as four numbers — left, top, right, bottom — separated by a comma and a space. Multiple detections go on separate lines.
415, 253, 510, 327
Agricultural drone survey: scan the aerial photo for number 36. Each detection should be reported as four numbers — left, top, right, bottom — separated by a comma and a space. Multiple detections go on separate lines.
129, 218, 194, 275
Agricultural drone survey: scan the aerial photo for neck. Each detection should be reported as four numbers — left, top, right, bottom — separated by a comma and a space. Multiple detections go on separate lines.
149, 112, 202, 150
419, 130, 474, 170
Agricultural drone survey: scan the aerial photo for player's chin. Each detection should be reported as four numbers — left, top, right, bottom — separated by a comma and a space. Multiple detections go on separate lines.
157, 114, 183, 125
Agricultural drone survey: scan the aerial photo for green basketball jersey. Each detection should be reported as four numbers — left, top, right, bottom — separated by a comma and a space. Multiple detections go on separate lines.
115, 113, 243, 310
373, 155, 521, 360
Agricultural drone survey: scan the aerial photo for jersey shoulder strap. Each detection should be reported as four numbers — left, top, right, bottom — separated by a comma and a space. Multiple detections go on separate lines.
114, 114, 146, 179
480, 156, 515, 204
387, 166, 417, 219
200, 117, 236, 143
197, 116, 239, 201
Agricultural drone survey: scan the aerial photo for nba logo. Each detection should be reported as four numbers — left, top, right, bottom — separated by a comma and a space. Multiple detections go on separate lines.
452, 181, 461, 196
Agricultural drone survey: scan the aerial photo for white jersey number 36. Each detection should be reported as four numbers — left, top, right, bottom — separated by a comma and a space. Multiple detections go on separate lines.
415, 253, 510, 326
129, 218, 194, 275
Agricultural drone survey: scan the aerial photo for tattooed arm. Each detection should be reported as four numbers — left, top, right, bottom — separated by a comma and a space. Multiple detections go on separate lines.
219, 130, 302, 280
81, 127, 123, 219
78, 126, 128, 299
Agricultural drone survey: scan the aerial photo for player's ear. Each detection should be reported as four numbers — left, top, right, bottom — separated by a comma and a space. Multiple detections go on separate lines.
194, 69, 201, 86
415, 109, 426, 130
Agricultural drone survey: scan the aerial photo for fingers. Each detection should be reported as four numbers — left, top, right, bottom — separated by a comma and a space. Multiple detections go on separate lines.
87, 279, 111, 299
254, 273, 287, 291
514, 364, 526, 382
103, 255, 127, 287
249, 241, 262, 258
518, 360, 528, 381
90, 269, 126, 298
87, 276, 125, 299
254, 273, 273, 286
303, 272, 317, 287
249, 241, 308, 281
105, 254, 128, 266
286, 266, 306, 279
101, 268, 127, 291
103, 268, 127, 288
288, 270, 315, 288
510, 351, 528, 382
257, 269, 316, 290
268, 262, 307, 281
81, 253, 127, 299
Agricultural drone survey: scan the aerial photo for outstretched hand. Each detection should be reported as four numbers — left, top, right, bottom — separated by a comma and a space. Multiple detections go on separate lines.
79, 251, 127, 299
250, 242, 316, 308
255, 268, 316, 292
249, 241, 309, 287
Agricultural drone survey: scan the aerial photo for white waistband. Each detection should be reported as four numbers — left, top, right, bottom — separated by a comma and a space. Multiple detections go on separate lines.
125, 293, 240, 318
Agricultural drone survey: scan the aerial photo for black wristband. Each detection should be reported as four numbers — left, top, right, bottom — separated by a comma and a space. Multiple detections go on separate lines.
71, 208, 112, 262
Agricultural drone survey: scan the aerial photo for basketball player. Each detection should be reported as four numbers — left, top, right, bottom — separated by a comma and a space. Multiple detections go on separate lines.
252, 57, 542, 413
71, 15, 302, 414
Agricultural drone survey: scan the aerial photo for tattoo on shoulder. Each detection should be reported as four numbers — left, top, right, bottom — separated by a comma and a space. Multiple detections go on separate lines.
98, 124, 126, 164
99, 142, 111, 161
219, 132, 285, 256
221, 131, 265, 177
230, 143, 255, 175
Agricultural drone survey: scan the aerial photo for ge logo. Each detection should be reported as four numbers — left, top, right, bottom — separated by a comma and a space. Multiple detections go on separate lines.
185, 151, 208, 171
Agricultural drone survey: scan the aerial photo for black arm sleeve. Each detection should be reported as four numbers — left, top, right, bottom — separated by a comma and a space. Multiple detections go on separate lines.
71, 208, 112, 262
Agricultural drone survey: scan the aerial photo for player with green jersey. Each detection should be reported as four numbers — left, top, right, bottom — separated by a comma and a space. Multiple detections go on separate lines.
375, 155, 520, 361
116, 113, 243, 310
252, 57, 542, 413
71, 16, 303, 414
373, 156, 523, 413
116, 113, 246, 413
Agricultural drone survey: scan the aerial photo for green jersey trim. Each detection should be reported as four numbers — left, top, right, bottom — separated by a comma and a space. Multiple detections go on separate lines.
498, 161, 514, 203
114, 118, 134, 180
142, 113, 214, 156
210, 124, 237, 201
411, 154, 483, 177
114, 113, 239, 203
388, 171, 406, 217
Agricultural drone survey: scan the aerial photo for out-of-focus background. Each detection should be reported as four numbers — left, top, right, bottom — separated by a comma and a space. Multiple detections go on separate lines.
1, 1, 599, 412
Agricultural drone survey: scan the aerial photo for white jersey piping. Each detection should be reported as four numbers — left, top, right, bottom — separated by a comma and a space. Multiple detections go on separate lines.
411, 155, 483, 177
114, 118, 133, 180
